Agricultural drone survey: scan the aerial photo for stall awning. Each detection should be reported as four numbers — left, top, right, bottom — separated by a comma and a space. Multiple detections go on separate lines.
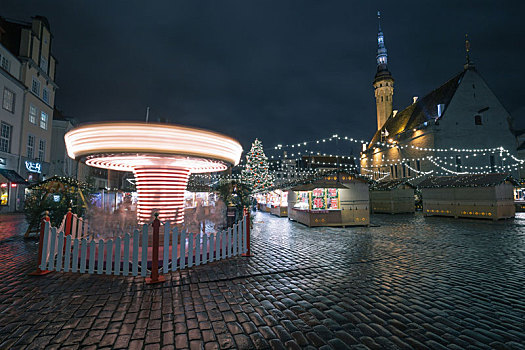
0, 169, 29, 184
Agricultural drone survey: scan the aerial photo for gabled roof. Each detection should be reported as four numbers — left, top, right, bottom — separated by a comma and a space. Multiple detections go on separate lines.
371, 178, 416, 191
418, 173, 519, 188
369, 70, 466, 147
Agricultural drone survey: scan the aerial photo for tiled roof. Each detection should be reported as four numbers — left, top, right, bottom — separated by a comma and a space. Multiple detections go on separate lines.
368, 70, 466, 147
417, 173, 519, 188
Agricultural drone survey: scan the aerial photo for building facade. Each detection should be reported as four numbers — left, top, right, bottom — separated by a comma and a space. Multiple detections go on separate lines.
0, 16, 58, 211
361, 17, 519, 181
0, 41, 26, 211
0, 16, 57, 184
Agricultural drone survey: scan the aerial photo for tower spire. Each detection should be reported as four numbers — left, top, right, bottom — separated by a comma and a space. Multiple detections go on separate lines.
376, 11, 388, 68
373, 11, 394, 131
464, 34, 474, 69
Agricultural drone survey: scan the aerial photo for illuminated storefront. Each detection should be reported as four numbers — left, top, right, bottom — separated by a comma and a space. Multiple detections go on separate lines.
288, 172, 370, 227
268, 189, 288, 217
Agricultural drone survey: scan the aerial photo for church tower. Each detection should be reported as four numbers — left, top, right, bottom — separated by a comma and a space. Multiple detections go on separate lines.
373, 11, 394, 131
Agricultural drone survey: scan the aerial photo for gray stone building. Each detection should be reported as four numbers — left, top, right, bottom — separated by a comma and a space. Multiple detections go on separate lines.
361, 17, 519, 181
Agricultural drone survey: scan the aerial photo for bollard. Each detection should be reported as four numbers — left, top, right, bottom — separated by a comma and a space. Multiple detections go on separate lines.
242, 209, 253, 257
29, 211, 52, 276
146, 213, 165, 284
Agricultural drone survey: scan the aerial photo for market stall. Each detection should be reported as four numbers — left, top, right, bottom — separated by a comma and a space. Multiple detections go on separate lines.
288, 172, 369, 227
268, 189, 288, 217
370, 179, 415, 214
255, 193, 270, 212
419, 173, 517, 220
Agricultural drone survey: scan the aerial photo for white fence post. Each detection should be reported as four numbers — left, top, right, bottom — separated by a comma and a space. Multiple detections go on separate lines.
64, 235, 72, 272
115, 236, 121, 275
141, 224, 148, 277
72, 238, 79, 273
172, 227, 179, 271
163, 222, 170, 273
227, 227, 232, 258
215, 231, 221, 261
222, 230, 227, 260
188, 233, 194, 268
195, 233, 201, 266
47, 227, 57, 270
132, 229, 140, 276
88, 240, 96, 273
180, 230, 186, 269
209, 233, 215, 262
124, 233, 131, 276
202, 234, 208, 265
97, 240, 104, 274
80, 238, 87, 273
106, 239, 113, 275
56, 231, 64, 272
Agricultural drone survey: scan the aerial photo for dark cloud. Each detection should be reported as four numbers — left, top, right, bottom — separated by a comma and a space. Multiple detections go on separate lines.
2, 0, 524, 154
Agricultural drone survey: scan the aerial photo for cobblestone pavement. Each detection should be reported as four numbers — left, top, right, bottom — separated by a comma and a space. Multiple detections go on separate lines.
0, 211, 524, 349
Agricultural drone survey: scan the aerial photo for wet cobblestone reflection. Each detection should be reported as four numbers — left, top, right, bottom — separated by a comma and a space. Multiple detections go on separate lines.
0, 211, 524, 349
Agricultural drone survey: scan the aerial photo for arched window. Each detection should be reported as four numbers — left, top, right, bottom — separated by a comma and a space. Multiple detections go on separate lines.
475, 115, 482, 125
381, 96, 383, 102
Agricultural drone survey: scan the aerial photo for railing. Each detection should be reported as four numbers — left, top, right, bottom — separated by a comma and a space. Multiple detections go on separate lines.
32, 212, 250, 279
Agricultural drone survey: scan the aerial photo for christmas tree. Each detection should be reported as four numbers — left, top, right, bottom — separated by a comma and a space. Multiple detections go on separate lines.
241, 139, 275, 193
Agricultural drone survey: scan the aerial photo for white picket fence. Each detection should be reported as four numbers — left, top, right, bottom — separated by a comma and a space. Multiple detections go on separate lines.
57, 210, 89, 240
39, 216, 248, 276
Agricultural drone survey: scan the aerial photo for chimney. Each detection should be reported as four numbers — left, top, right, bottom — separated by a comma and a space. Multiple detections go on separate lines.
413, 96, 418, 104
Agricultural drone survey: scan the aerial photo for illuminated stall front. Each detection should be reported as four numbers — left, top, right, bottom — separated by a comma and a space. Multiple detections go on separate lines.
288, 172, 370, 227
268, 189, 288, 217
255, 193, 270, 212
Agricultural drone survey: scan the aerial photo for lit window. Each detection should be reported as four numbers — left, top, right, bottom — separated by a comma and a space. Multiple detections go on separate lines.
2, 88, 15, 113
43, 88, 49, 104
31, 77, 40, 96
475, 115, 482, 125
29, 105, 37, 124
0, 122, 12, 153
38, 140, 46, 161
27, 135, 35, 159
40, 111, 48, 129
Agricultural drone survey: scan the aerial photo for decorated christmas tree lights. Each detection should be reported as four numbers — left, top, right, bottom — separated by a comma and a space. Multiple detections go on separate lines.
242, 139, 275, 193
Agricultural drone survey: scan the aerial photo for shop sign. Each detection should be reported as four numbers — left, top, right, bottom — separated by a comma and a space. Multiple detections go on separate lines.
53, 194, 61, 202
0, 157, 6, 167
25, 161, 42, 174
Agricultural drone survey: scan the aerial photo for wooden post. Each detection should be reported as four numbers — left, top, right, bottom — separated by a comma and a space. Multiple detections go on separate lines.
242, 209, 253, 257
29, 211, 52, 275
64, 208, 73, 236
146, 213, 165, 284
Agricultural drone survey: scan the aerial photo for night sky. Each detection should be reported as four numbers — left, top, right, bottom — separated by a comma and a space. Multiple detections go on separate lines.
2, 1, 524, 155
